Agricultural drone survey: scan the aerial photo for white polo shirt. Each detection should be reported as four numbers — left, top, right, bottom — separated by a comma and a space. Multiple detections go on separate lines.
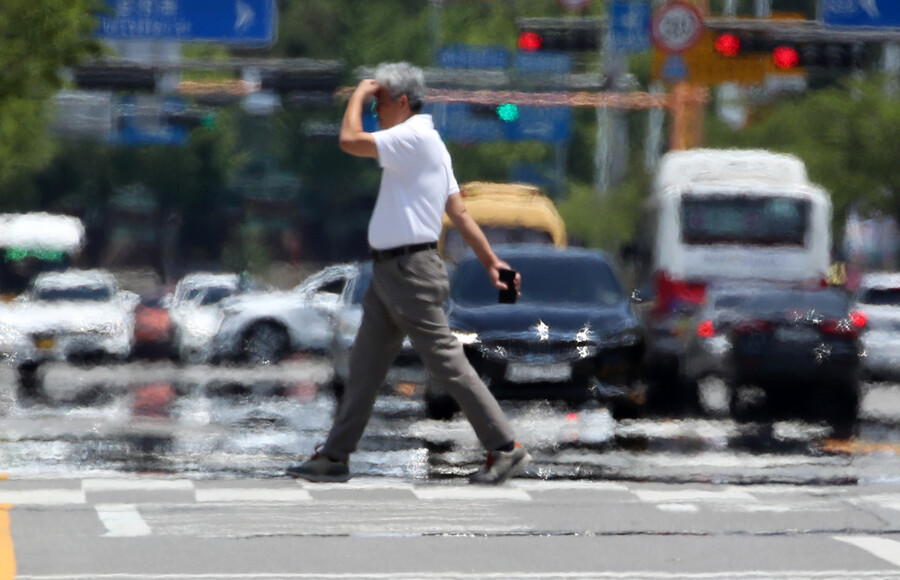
369, 114, 459, 250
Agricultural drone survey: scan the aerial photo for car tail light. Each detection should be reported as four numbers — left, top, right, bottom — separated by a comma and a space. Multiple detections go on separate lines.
850, 309, 867, 329
696, 319, 715, 338
820, 318, 859, 338
733, 320, 773, 335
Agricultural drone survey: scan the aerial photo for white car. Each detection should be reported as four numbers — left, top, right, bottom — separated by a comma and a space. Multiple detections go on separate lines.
3, 269, 138, 366
168, 272, 247, 364
212, 263, 357, 365
855, 272, 900, 381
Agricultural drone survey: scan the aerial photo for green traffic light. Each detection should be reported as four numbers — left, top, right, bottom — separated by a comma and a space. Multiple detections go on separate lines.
496, 103, 519, 123
201, 113, 216, 128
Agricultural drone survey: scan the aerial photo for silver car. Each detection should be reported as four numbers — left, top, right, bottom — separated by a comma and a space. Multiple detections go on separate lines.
212, 263, 357, 365
855, 272, 900, 381
168, 272, 245, 364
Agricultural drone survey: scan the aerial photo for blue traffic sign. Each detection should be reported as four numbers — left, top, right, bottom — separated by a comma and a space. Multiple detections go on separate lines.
96, 0, 277, 46
609, 0, 651, 54
436, 45, 510, 69
822, 0, 900, 28
428, 102, 571, 143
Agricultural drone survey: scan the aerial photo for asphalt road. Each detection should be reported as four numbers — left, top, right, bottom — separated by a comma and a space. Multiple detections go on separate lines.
5, 360, 900, 578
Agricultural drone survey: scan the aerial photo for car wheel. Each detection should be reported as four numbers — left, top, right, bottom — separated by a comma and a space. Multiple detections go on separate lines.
424, 382, 460, 421
242, 322, 290, 365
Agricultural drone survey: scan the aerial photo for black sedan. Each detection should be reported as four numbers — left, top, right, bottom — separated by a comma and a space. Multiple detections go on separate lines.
424, 245, 645, 419
708, 286, 865, 432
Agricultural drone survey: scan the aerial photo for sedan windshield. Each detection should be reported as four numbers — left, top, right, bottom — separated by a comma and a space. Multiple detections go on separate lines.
451, 255, 624, 307
858, 287, 900, 306
36, 285, 112, 302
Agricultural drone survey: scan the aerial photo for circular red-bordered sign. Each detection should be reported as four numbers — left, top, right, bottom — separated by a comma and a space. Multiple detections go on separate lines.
651, 0, 704, 54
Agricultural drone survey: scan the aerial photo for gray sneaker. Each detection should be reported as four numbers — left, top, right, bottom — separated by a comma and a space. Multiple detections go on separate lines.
469, 443, 531, 484
286, 449, 351, 483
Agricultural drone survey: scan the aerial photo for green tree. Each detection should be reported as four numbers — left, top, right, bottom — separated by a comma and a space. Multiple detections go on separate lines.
0, 0, 102, 206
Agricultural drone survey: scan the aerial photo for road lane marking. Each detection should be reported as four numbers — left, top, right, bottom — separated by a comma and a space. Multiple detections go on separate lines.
833, 535, 900, 568
633, 489, 757, 504
95, 504, 152, 537
82, 479, 195, 492
656, 503, 699, 513
412, 487, 531, 501
0, 490, 85, 505
0, 503, 15, 580
195, 488, 312, 503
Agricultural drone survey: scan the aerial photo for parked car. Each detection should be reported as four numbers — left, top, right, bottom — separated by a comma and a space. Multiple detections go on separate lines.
131, 286, 174, 360
169, 272, 248, 364
212, 264, 357, 365
2, 269, 138, 393
327, 262, 424, 401
425, 245, 645, 420
719, 286, 865, 433
854, 272, 900, 381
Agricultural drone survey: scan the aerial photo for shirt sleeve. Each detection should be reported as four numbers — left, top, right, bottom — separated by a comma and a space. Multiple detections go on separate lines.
372, 124, 414, 170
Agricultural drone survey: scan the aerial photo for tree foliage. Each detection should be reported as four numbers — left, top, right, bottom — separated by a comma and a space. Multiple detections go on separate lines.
0, 0, 101, 205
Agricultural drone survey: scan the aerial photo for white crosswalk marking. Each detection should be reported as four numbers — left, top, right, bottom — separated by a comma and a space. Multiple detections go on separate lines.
834, 535, 900, 568
82, 478, 195, 492
0, 489, 86, 505
412, 486, 532, 501
195, 488, 312, 503
95, 504, 152, 537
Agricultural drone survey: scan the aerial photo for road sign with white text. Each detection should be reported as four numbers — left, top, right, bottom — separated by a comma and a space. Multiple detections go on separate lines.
822, 0, 900, 28
96, 0, 277, 46
436, 45, 510, 69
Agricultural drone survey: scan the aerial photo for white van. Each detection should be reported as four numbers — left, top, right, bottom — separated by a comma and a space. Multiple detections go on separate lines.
628, 149, 833, 413
634, 148, 832, 314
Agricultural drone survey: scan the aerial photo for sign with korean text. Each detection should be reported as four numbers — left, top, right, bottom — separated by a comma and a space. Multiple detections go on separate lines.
96, 0, 277, 46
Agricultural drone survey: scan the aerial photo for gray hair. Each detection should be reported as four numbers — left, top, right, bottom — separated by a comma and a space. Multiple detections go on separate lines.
374, 62, 426, 112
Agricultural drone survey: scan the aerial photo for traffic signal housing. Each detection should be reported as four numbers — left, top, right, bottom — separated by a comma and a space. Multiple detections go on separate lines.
515, 17, 604, 53
74, 63, 157, 92
711, 29, 871, 72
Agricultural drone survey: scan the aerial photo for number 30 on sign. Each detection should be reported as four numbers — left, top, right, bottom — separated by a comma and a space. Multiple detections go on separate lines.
651, 0, 704, 53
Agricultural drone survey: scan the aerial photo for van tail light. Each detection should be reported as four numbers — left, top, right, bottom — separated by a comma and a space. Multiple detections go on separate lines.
654, 271, 706, 315
733, 320, 773, 335
850, 309, 867, 329
696, 319, 715, 338
820, 318, 860, 338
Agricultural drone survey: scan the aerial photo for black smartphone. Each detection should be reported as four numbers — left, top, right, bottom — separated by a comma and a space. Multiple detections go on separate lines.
498, 268, 517, 304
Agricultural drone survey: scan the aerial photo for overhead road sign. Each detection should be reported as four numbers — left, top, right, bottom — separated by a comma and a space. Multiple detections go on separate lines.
651, 0, 704, 53
96, 0, 277, 46
822, 0, 900, 29
609, 0, 652, 54
436, 45, 510, 69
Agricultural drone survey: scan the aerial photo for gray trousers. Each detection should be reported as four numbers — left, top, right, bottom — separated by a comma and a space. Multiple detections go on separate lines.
322, 249, 516, 461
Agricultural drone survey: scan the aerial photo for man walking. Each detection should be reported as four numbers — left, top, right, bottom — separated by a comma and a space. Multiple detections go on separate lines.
287, 62, 530, 485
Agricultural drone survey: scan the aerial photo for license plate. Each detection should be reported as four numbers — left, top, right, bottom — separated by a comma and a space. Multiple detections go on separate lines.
35, 338, 55, 350
775, 326, 817, 343
505, 362, 572, 383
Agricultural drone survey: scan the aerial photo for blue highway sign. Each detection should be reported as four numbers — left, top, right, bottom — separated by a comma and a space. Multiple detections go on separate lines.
97, 0, 277, 46
436, 45, 510, 69
609, 0, 651, 54
822, 0, 900, 29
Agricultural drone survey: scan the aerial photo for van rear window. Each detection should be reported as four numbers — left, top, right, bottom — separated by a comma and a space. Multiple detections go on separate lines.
444, 227, 553, 263
681, 195, 809, 246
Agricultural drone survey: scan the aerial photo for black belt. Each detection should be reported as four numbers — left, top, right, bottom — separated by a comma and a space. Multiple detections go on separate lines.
370, 242, 438, 262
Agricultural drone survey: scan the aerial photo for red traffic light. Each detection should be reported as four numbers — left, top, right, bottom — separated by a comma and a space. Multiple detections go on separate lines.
773, 45, 800, 69
518, 31, 543, 52
714, 33, 741, 58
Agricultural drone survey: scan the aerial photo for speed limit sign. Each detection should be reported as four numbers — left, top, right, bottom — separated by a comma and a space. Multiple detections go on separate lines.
651, 0, 704, 53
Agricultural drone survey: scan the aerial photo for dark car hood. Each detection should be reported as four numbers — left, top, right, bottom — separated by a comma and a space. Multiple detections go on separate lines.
448, 302, 639, 341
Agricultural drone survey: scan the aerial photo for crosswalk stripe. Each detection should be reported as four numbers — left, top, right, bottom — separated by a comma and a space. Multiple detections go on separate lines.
0, 490, 85, 505
412, 486, 531, 501
95, 504, 152, 537
833, 535, 900, 568
82, 479, 195, 492
195, 488, 312, 503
